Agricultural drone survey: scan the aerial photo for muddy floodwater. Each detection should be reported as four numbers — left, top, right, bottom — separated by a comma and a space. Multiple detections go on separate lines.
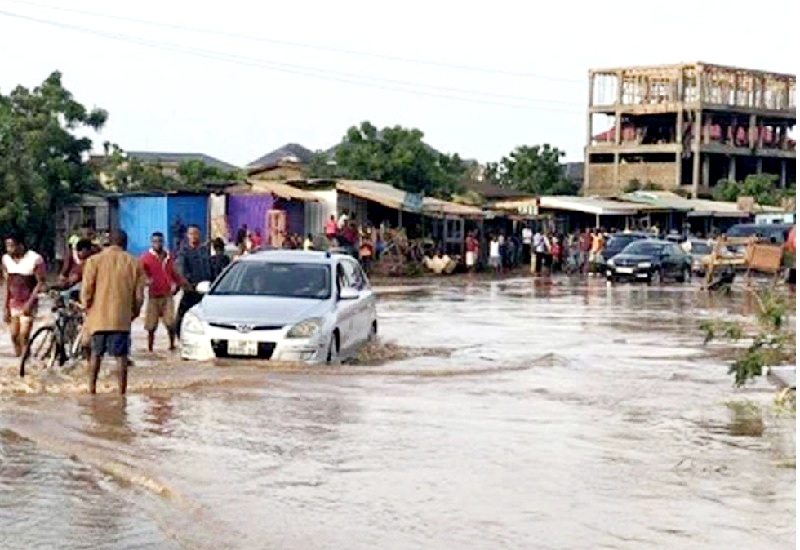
0, 278, 795, 549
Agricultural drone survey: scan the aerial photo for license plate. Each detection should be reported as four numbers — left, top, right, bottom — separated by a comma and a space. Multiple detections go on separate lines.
616, 267, 634, 274
227, 340, 258, 356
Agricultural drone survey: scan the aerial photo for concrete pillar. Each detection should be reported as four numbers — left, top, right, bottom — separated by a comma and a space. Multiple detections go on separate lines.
780, 159, 787, 188
691, 110, 703, 198
584, 73, 594, 195
675, 108, 684, 188
756, 158, 763, 175
748, 114, 757, 149
702, 156, 710, 189
728, 156, 737, 181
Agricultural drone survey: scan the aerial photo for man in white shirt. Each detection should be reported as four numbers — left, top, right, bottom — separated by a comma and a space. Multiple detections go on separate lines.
337, 210, 349, 230
521, 226, 533, 265
489, 235, 502, 274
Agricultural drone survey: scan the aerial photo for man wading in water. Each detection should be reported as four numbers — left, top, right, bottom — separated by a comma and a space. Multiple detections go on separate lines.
140, 232, 183, 353
81, 230, 145, 395
2, 235, 46, 357
175, 225, 212, 337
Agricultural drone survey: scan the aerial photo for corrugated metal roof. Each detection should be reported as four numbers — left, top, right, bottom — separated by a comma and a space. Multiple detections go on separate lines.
336, 180, 409, 211
233, 179, 320, 201
623, 191, 784, 217
494, 196, 663, 216
336, 180, 483, 218
422, 197, 483, 218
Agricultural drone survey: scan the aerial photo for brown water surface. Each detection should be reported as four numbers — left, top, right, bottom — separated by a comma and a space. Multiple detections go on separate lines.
0, 278, 794, 549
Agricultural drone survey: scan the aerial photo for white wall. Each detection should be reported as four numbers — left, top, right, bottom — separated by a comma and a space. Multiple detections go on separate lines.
305, 189, 338, 236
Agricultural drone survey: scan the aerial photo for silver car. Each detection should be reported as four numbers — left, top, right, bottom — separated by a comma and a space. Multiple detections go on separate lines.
180, 250, 377, 364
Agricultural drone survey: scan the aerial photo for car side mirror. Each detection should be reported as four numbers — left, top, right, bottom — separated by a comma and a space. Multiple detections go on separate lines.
339, 287, 359, 301
195, 281, 211, 294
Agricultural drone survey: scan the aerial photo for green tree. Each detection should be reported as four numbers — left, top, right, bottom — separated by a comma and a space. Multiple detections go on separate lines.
0, 71, 107, 255
485, 144, 576, 195
176, 159, 242, 191
713, 174, 794, 206
313, 121, 466, 197
306, 151, 339, 179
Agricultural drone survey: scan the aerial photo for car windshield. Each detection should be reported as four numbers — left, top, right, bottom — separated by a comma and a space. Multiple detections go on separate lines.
211, 262, 331, 299
622, 241, 666, 256
726, 225, 758, 237
606, 235, 644, 252
690, 242, 712, 255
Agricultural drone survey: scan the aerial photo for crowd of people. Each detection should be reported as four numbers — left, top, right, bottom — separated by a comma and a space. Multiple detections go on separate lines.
1, 223, 236, 395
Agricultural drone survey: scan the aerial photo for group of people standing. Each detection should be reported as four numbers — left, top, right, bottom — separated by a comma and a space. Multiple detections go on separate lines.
2, 224, 232, 395
467, 226, 609, 276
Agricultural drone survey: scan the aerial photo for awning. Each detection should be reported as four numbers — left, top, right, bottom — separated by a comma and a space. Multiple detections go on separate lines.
422, 197, 483, 218
494, 196, 662, 216
623, 191, 783, 217
337, 180, 484, 218
336, 180, 409, 211
238, 179, 319, 201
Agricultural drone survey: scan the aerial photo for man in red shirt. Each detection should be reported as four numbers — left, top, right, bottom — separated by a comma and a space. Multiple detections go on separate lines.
578, 228, 594, 275
465, 231, 479, 273
140, 232, 183, 352
324, 215, 338, 241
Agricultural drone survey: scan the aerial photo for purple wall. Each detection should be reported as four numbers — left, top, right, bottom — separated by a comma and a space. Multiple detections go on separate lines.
227, 195, 274, 241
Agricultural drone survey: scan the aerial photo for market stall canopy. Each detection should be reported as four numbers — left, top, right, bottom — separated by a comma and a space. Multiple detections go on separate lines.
229, 179, 320, 201
422, 197, 483, 218
336, 180, 482, 218
494, 196, 663, 216
622, 191, 785, 218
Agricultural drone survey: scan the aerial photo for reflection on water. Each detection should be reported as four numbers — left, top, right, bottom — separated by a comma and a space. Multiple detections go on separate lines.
0, 278, 795, 549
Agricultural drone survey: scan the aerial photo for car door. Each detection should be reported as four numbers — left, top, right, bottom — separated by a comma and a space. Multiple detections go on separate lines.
348, 259, 376, 342
335, 262, 358, 352
669, 245, 685, 277
342, 259, 373, 344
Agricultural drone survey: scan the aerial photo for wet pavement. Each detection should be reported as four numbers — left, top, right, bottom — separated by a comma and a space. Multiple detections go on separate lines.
0, 277, 795, 549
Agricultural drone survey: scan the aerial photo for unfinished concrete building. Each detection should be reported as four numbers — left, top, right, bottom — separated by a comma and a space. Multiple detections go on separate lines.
584, 62, 796, 197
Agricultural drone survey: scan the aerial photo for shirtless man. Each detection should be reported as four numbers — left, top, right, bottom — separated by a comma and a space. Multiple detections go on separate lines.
2, 235, 46, 357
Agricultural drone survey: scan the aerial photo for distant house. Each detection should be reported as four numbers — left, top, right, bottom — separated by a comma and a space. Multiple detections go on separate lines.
126, 151, 238, 176
247, 143, 315, 170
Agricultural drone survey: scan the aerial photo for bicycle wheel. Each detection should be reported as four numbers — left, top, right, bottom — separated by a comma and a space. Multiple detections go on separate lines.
62, 315, 84, 367
20, 326, 57, 377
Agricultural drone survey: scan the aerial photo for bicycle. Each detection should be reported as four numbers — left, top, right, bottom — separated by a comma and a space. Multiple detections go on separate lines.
20, 288, 86, 377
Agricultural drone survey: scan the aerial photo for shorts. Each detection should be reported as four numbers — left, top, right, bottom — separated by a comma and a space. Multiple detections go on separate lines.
8, 305, 36, 322
144, 295, 175, 331
489, 256, 501, 268
92, 331, 130, 358
466, 251, 477, 267
589, 252, 599, 263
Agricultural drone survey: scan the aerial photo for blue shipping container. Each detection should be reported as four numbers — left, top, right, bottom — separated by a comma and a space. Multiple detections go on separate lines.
119, 194, 208, 257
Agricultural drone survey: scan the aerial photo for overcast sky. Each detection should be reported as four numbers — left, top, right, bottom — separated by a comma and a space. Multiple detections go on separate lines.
0, 0, 796, 167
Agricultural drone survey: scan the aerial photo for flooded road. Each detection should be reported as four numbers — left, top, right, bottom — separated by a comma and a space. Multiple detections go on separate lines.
0, 278, 795, 549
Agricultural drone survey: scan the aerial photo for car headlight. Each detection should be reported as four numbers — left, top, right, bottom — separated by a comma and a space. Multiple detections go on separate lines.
637, 262, 652, 268
607, 258, 615, 266
182, 312, 205, 335
287, 318, 323, 339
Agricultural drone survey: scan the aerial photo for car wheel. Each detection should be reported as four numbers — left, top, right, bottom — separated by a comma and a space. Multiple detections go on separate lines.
606, 275, 616, 284
368, 321, 378, 342
326, 331, 340, 365
676, 267, 689, 283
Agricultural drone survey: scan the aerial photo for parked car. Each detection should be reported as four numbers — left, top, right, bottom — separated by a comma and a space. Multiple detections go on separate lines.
596, 232, 650, 272
687, 239, 714, 275
606, 239, 691, 284
725, 223, 794, 254
180, 250, 378, 364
